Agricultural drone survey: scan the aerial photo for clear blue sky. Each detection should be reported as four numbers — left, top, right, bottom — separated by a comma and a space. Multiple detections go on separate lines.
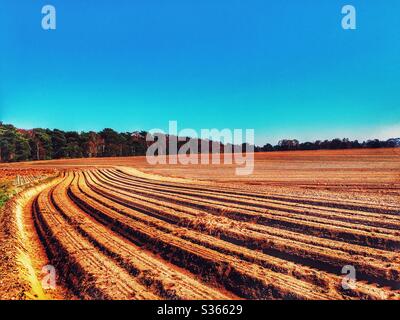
1, 0, 399, 144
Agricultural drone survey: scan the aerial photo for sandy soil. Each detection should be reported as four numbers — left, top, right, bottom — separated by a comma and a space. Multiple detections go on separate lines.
0, 149, 399, 300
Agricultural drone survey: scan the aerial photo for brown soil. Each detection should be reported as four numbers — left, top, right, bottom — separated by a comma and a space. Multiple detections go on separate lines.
0, 149, 399, 300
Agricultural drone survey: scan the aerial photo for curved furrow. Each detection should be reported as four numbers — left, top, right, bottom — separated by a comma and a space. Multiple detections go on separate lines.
83, 170, 400, 288
79, 170, 399, 299
114, 168, 400, 215
89, 170, 400, 253
95, 170, 400, 263
32, 175, 158, 300
69, 172, 352, 300
107, 169, 400, 230
58, 172, 231, 300
29, 167, 400, 300
100, 169, 400, 233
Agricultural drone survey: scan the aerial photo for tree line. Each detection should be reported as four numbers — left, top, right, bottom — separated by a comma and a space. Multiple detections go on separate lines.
0, 123, 148, 162
255, 138, 400, 152
0, 122, 399, 163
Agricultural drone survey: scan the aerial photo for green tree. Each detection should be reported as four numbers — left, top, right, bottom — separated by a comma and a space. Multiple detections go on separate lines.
99, 128, 123, 157
0, 124, 17, 161
15, 133, 31, 161
64, 131, 84, 158
51, 129, 67, 159
31, 129, 53, 160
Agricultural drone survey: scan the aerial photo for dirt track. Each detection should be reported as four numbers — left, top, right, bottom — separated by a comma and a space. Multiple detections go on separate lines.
1, 150, 399, 300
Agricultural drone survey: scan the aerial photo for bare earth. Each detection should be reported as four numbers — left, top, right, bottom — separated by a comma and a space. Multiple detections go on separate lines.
0, 149, 399, 299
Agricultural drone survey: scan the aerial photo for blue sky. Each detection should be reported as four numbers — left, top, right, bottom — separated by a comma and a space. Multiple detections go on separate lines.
1, 0, 399, 144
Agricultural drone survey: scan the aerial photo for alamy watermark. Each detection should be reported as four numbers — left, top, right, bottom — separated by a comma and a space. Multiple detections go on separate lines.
342, 5, 357, 30
41, 4, 356, 31
41, 5, 56, 30
341, 265, 357, 290
145, 121, 255, 176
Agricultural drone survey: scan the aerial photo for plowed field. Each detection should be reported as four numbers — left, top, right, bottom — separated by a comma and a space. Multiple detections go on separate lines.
1, 149, 399, 299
